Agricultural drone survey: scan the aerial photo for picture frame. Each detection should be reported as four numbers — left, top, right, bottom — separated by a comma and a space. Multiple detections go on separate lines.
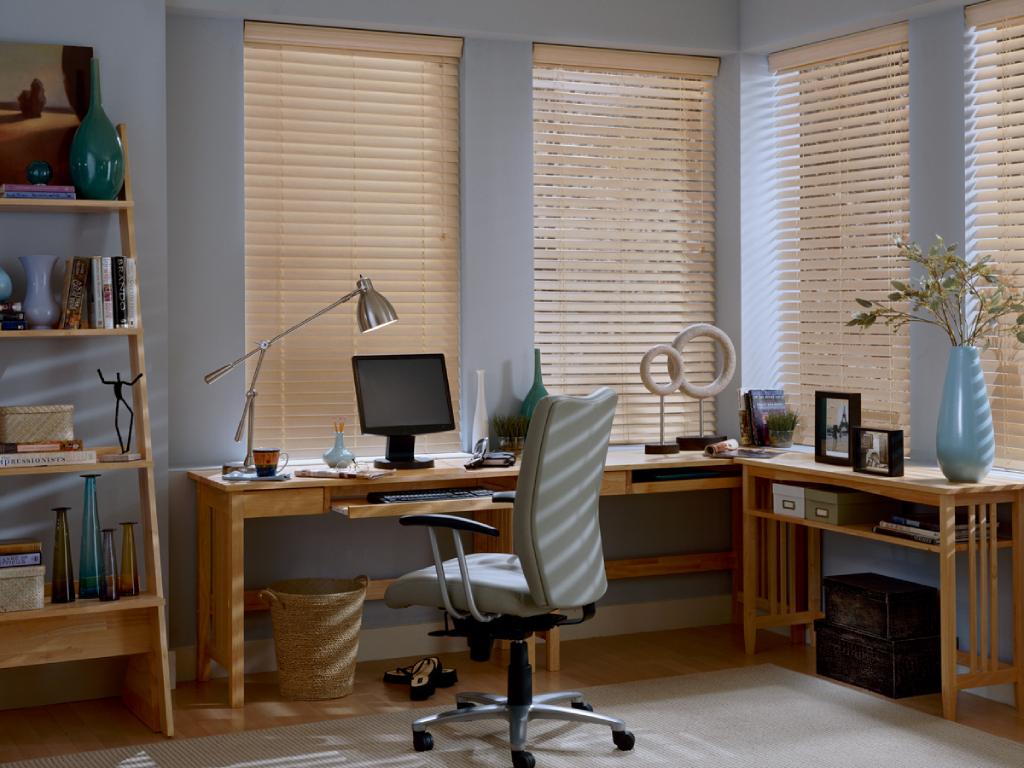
852, 427, 904, 477
814, 391, 861, 466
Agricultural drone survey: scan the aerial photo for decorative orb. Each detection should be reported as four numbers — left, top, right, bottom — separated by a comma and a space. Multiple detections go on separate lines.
668, 324, 737, 399
25, 160, 52, 185
640, 344, 686, 396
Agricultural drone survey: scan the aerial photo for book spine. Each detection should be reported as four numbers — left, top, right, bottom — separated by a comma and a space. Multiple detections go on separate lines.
0, 320, 26, 331
0, 440, 84, 454
0, 313, 25, 321
0, 552, 42, 568
873, 525, 937, 545
1, 191, 77, 199
125, 257, 138, 328
58, 258, 73, 328
89, 257, 103, 329
745, 391, 759, 446
112, 257, 128, 328
0, 302, 22, 313
877, 520, 939, 541
0, 451, 96, 468
1, 184, 76, 193
62, 257, 90, 330
101, 257, 114, 329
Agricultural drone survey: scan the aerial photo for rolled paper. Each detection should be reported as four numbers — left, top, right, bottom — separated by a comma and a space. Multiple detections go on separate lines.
704, 438, 739, 456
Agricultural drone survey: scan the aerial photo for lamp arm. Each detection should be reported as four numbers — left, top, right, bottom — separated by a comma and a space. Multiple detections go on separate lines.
234, 344, 267, 443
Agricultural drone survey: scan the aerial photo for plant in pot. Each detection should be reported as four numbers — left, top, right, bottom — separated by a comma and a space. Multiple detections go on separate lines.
848, 236, 1024, 482
492, 414, 530, 455
765, 410, 799, 448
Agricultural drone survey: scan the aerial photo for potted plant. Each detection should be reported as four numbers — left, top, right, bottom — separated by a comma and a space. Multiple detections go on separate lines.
848, 236, 1024, 481
765, 410, 799, 448
492, 414, 530, 455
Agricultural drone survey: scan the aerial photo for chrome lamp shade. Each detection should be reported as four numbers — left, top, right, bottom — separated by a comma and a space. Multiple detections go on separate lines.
356, 276, 399, 333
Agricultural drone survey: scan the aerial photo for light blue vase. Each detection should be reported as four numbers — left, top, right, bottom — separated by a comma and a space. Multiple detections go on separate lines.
323, 432, 355, 468
0, 264, 11, 302
936, 346, 995, 483
18, 254, 59, 329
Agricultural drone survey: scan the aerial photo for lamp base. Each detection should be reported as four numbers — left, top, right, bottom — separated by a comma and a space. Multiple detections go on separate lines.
645, 442, 680, 455
676, 434, 726, 451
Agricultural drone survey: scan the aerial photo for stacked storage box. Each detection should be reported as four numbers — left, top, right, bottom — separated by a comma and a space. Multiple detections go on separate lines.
815, 572, 941, 698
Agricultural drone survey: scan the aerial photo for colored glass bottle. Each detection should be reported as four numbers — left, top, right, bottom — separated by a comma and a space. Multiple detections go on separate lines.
78, 473, 102, 598
69, 58, 124, 200
99, 528, 119, 602
119, 521, 140, 597
519, 348, 549, 420
51, 507, 75, 604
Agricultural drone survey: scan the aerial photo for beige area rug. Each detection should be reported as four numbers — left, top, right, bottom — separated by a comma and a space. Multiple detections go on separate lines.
6, 665, 1024, 767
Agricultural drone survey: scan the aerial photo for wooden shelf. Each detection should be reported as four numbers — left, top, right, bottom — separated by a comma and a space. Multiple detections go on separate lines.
0, 594, 162, 626
0, 449, 150, 478
0, 327, 140, 339
748, 508, 1013, 554
0, 198, 131, 214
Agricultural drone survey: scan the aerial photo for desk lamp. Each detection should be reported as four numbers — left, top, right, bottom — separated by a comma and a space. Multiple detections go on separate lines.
204, 276, 398, 469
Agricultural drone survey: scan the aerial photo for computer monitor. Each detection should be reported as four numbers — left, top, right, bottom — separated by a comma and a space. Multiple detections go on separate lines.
351, 353, 456, 469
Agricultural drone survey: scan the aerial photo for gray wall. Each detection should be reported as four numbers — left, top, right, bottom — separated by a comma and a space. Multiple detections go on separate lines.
0, 0, 167, 705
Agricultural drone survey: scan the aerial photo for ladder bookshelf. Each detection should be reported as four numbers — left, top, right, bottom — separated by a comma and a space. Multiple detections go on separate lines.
0, 126, 173, 736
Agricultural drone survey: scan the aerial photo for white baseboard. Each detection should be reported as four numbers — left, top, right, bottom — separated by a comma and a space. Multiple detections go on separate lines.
173, 594, 732, 682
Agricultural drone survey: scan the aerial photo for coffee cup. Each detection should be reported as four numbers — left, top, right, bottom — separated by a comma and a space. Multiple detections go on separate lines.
253, 447, 289, 477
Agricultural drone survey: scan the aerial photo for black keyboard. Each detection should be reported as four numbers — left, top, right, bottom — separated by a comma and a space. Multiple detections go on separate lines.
368, 487, 494, 504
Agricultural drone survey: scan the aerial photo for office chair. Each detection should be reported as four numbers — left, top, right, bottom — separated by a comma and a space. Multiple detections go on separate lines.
385, 387, 634, 768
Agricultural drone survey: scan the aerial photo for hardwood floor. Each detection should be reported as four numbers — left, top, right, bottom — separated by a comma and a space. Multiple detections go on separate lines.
1, 624, 1023, 763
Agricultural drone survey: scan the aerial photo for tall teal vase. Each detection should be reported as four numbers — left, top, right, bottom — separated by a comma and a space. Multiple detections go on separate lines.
69, 59, 124, 200
78, 474, 103, 598
936, 346, 995, 483
519, 348, 549, 419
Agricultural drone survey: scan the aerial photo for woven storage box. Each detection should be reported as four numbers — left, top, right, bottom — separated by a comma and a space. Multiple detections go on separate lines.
824, 572, 939, 640
260, 576, 368, 700
0, 565, 44, 613
0, 405, 74, 443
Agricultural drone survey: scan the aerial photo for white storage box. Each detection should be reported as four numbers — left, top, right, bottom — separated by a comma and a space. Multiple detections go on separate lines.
0, 565, 44, 612
772, 482, 805, 519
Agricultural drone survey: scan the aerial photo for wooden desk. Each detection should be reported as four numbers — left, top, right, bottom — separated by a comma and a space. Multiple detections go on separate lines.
189, 449, 743, 707
738, 453, 1024, 720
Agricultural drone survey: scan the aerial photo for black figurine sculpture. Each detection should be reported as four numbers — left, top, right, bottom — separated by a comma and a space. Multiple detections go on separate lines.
97, 369, 143, 454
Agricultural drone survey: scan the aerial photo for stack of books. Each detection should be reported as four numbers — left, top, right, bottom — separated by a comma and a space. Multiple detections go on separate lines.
57, 256, 138, 331
0, 184, 76, 200
741, 389, 787, 446
0, 439, 94, 469
0, 301, 24, 331
0, 538, 42, 569
874, 513, 999, 545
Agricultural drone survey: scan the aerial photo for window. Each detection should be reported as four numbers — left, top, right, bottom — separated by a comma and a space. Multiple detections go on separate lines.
243, 22, 462, 458
533, 44, 719, 444
968, 0, 1024, 469
770, 24, 911, 447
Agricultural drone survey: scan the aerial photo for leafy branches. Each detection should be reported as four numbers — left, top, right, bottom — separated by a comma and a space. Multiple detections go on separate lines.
846, 236, 1024, 348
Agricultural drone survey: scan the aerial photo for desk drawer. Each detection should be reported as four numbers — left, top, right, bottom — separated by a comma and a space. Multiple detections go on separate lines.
242, 488, 327, 519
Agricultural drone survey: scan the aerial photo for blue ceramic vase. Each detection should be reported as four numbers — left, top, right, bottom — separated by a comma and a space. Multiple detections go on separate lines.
18, 254, 59, 328
323, 432, 355, 468
0, 264, 11, 302
519, 348, 549, 420
936, 346, 995, 483
69, 59, 124, 200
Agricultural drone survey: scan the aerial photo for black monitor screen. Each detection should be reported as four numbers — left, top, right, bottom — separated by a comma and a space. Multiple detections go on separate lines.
352, 354, 455, 436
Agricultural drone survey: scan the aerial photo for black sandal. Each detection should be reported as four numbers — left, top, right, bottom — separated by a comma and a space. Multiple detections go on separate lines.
383, 656, 457, 689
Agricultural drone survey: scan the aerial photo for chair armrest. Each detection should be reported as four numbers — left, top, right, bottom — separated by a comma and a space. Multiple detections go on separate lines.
492, 491, 515, 504
399, 513, 499, 538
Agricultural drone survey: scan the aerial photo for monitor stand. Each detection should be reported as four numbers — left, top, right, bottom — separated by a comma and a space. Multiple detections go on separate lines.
375, 434, 434, 470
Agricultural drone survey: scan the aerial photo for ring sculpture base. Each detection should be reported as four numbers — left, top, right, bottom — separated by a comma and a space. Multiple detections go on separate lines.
675, 435, 726, 451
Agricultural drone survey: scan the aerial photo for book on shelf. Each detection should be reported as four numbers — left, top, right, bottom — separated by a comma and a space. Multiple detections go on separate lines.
0, 439, 84, 454
125, 257, 138, 328
59, 257, 90, 329
48, 256, 137, 331
0, 538, 42, 555
89, 257, 104, 329
0, 320, 26, 331
746, 389, 787, 446
0, 184, 77, 200
0, 450, 96, 468
101, 256, 114, 328
112, 256, 128, 328
0, 302, 23, 313
1, 312, 25, 321
876, 518, 998, 544
0, 551, 42, 568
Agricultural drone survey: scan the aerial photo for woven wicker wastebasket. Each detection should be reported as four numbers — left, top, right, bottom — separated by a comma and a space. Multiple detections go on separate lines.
259, 576, 368, 700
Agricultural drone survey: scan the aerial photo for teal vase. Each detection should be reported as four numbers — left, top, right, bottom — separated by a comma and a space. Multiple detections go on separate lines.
69, 59, 124, 200
78, 474, 103, 598
519, 348, 549, 420
936, 346, 995, 483
322, 432, 355, 468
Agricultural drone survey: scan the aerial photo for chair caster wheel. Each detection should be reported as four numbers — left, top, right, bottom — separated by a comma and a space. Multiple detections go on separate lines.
613, 730, 635, 751
571, 701, 594, 712
457, 701, 475, 709
413, 731, 434, 752
511, 750, 536, 768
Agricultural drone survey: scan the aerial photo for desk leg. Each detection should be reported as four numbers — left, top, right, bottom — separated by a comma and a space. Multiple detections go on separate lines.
209, 493, 246, 707
742, 470, 758, 654
195, 486, 213, 683
1014, 492, 1024, 712
939, 499, 958, 720
731, 486, 743, 624
806, 528, 821, 647
543, 627, 561, 671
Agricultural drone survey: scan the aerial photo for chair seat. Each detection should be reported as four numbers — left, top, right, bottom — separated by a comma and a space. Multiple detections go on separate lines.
385, 552, 551, 617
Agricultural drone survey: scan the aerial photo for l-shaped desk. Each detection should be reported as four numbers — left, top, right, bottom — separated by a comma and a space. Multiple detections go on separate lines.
189, 449, 1024, 720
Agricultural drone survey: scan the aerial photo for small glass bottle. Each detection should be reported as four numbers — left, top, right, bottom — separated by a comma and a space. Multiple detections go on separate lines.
51, 507, 75, 604
119, 521, 140, 597
78, 474, 102, 598
99, 528, 119, 601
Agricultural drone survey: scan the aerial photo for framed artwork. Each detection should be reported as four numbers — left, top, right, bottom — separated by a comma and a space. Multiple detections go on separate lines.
0, 41, 93, 186
814, 391, 861, 466
852, 427, 904, 477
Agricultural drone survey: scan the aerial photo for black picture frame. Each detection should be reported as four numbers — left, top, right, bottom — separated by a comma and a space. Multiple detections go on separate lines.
814, 391, 861, 466
852, 427, 904, 477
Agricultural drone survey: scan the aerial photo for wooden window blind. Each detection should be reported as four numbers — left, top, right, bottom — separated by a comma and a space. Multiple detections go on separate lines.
770, 24, 911, 447
243, 21, 462, 459
967, 0, 1024, 469
533, 44, 720, 444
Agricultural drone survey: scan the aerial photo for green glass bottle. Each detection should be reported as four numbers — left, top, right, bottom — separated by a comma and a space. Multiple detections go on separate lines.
119, 521, 140, 597
519, 348, 550, 420
51, 507, 75, 604
69, 58, 124, 200
78, 474, 102, 598
99, 528, 119, 602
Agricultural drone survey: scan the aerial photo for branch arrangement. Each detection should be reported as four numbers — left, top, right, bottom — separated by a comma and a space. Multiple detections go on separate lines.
847, 236, 1024, 348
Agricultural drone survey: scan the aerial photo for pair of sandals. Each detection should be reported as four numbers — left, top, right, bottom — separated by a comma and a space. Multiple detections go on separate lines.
383, 656, 458, 701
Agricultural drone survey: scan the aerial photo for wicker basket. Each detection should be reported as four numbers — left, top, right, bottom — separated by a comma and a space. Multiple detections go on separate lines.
0, 405, 74, 443
0, 565, 44, 613
260, 576, 368, 700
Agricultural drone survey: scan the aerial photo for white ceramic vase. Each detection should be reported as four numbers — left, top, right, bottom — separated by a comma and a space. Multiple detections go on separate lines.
471, 369, 489, 449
